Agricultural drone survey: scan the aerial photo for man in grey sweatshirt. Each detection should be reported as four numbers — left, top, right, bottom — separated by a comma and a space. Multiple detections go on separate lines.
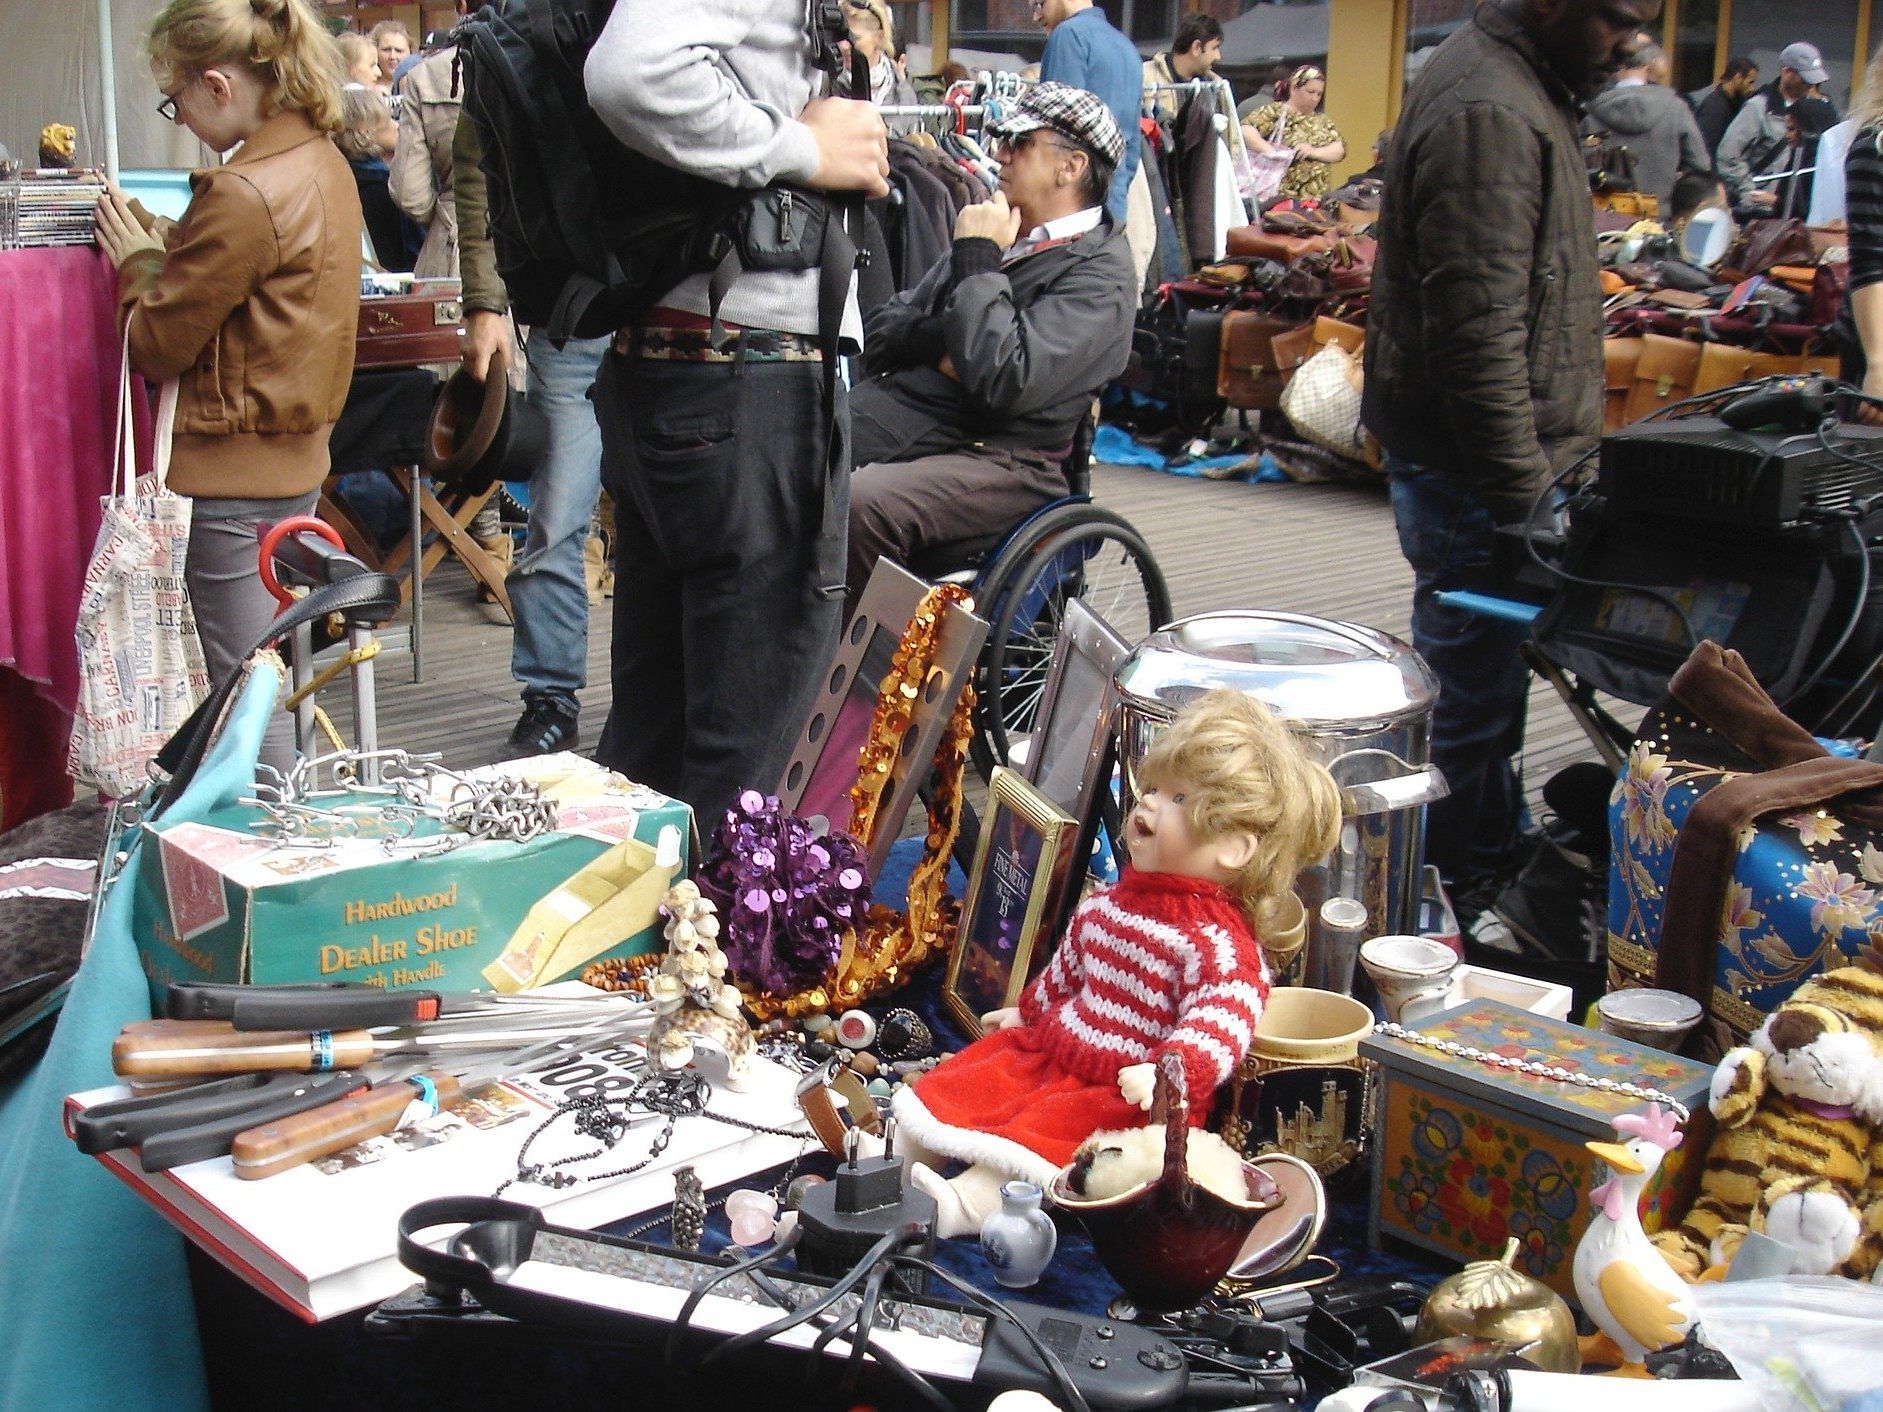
1584, 43, 1708, 209
583, 0, 889, 824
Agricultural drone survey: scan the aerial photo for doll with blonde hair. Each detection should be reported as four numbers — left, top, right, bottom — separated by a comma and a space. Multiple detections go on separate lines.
892, 689, 1343, 1236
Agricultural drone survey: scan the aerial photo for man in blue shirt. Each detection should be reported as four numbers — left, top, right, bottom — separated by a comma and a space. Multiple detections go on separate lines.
1037, 0, 1142, 222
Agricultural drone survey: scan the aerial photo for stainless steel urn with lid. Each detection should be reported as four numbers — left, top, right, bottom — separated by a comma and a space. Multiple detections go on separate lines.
1113, 612, 1447, 988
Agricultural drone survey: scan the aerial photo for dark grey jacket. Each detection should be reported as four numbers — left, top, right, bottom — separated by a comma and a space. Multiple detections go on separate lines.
850, 219, 1136, 466
1585, 81, 1711, 208
1362, 2, 1603, 522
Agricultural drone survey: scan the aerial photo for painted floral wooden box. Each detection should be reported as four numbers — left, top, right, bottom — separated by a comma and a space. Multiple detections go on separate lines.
1360, 999, 1713, 1301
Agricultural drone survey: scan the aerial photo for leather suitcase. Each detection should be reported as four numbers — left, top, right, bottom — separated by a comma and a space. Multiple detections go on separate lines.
356, 293, 465, 370
1218, 311, 1306, 409
1225, 226, 1336, 263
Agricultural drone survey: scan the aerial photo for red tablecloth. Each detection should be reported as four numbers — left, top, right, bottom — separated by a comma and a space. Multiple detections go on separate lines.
0, 246, 151, 829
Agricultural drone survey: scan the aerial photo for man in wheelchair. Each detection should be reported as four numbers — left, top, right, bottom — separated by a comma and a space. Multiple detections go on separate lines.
844, 83, 1139, 601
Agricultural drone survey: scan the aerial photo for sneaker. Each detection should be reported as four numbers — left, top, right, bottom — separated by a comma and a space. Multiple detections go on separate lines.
508, 697, 578, 756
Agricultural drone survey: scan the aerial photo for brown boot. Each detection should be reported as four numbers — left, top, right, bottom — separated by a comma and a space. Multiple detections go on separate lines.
584, 533, 612, 604
476, 533, 514, 625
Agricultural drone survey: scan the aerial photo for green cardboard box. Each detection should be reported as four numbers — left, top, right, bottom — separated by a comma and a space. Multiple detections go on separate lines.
131, 754, 691, 1003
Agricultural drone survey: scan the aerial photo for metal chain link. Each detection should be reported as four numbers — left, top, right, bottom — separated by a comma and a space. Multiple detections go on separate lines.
1372, 1020, 1693, 1123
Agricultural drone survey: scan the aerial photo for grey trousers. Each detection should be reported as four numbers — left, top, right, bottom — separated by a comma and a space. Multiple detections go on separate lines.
846, 447, 1069, 601
186, 490, 319, 779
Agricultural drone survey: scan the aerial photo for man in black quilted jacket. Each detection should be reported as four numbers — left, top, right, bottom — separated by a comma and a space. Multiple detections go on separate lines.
1362, 0, 1658, 909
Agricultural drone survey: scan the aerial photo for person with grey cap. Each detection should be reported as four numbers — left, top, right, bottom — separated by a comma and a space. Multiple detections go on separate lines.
1718, 41, 1834, 210
844, 83, 1137, 601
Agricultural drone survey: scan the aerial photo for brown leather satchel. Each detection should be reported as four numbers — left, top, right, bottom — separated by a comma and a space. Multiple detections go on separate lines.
1621, 332, 1703, 423
1604, 336, 1644, 431
1218, 311, 1307, 409
1226, 226, 1337, 263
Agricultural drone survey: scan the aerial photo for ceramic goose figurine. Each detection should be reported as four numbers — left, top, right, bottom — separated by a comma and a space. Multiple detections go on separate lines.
1571, 1104, 1692, 1372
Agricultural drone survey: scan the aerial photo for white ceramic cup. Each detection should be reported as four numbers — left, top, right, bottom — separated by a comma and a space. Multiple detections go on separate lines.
1359, 933, 1460, 1025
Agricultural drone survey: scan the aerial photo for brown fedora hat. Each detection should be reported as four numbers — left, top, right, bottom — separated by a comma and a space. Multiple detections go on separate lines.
421, 367, 548, 493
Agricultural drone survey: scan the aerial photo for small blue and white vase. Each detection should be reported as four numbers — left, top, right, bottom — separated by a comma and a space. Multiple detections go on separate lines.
979, 1180, 1057, 1289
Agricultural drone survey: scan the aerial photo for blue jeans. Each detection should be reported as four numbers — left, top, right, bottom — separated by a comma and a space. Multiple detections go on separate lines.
508, 329, 609, 712
1387, 455, 1532, 884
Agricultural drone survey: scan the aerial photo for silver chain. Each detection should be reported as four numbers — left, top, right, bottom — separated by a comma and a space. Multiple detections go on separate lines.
243, 749, 557, 854
1372, 1020, 1692, 1123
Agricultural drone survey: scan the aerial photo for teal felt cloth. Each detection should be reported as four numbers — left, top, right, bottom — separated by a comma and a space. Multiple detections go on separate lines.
0, 661, 281, 1411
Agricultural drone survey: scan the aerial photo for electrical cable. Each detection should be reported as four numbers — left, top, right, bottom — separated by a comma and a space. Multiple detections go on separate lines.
796, 1260, 955, 1412
814, 1254, 899, 1399
663, 1225, 803, 1368
1780, 513, 1873, 710
890, 1254, 1093, 1412
1821, 640, 1883, 735
1521, 444, 1701, 651
699, 1224, 928, 1369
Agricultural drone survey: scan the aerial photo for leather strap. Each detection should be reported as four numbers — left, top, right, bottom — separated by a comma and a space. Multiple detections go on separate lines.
793, 1059, 883, 1156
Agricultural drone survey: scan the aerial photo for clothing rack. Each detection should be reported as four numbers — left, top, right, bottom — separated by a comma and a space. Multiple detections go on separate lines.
1143, 75, 1256, 204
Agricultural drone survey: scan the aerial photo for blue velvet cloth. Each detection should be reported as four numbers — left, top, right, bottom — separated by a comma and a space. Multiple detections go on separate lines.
0, 664, 286, 1411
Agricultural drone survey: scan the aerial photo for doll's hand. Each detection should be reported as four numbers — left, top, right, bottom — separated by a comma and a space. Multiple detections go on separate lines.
979, 1007, 1023, 1031
1118, 1063, 1157, 1110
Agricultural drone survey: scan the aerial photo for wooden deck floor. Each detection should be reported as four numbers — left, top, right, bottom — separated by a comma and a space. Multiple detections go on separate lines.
319, 461, 1636, 811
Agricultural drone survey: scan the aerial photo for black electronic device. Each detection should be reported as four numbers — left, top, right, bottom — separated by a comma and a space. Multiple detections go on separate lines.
793, 1133, 937, 1294
1596, 412, 1883, 530
390, 1196, 1191, 1410
1530, 509, 1846, 706
1717, 375, 1832, 433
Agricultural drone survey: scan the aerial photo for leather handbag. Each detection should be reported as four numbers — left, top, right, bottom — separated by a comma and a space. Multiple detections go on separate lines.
1269, 322, 1318, 380
1604, 336, 1644, 431
1812, 261, 1851, 327
1326, 236, 1375, 292
1737, 217, 1812, 276
1622, 332, 1703, 423
1218, 311, 1306, 409
1226, 226, 1336, 263
356, 292, 467, 370
1692, 342, 1760, 394
1808, 225, 1849, 262
1263, 207, 1339, 236
1313, 316, 1365, 356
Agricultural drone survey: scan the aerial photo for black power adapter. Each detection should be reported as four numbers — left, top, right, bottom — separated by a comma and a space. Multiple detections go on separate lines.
794, 1125, 937, 1294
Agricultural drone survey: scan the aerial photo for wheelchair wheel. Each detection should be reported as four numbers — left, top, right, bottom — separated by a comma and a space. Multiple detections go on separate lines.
970, 505, 1172, 777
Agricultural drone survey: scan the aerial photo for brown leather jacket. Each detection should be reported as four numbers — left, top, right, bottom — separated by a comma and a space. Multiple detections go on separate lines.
118, 110, 362, 499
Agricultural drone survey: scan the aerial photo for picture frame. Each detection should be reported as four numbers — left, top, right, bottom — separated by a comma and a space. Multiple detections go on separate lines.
944, 767, 1081, 1039
1022, 598, 1132, 919
774, 559, 987, 882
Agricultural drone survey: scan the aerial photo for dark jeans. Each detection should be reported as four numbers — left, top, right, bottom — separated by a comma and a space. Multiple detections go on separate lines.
1386, 455, 1532, 885
593, 349, 847, 828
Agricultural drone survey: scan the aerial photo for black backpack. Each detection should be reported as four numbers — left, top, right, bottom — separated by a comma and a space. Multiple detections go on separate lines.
455, 0, 857, 343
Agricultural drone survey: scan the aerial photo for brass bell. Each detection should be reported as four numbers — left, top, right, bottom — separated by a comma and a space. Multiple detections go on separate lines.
1414, 1237, 1580, 1374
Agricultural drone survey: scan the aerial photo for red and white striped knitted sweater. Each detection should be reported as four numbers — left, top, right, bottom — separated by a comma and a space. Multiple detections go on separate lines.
1016, 868, 1270, 1109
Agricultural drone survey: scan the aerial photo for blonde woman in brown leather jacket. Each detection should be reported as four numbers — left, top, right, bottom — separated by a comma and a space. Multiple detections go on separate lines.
94, 0, 361, 776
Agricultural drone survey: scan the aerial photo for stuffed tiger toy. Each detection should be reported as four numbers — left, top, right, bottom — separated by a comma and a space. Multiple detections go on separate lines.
1653, 966, 1883, 1280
